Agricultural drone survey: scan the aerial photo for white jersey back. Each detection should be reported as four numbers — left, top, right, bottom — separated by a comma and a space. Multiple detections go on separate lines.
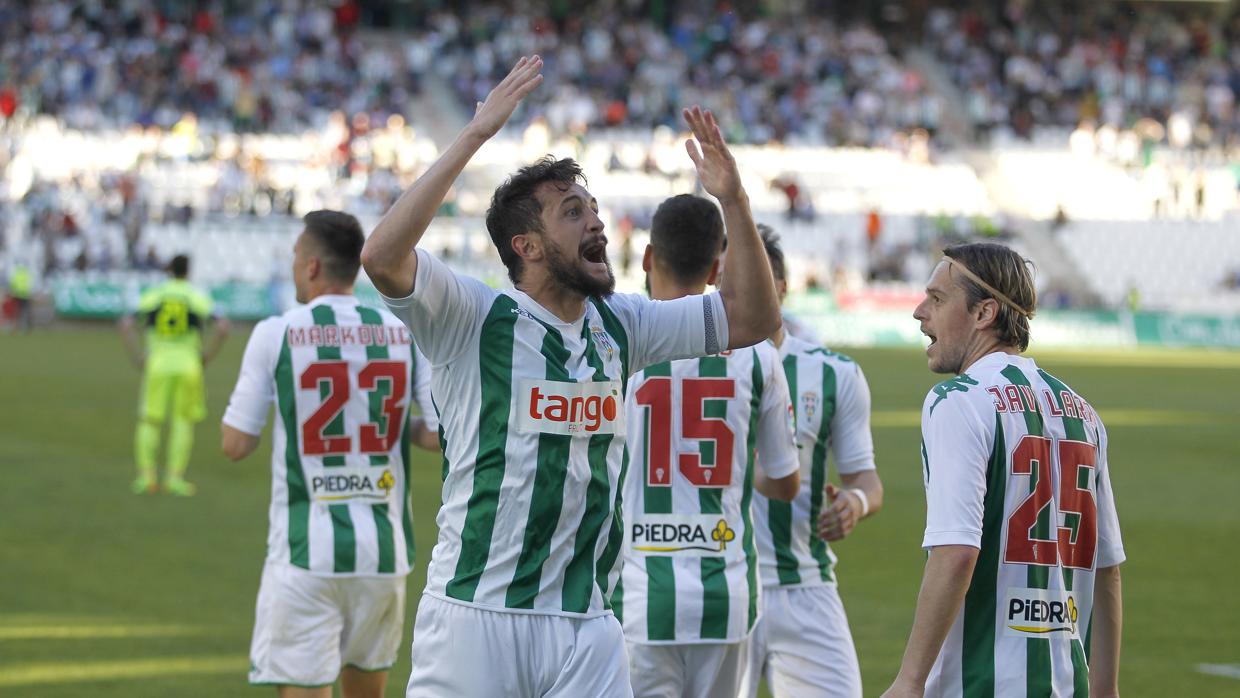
616, 342, 799, 644
223, 295, 435, 577
382, 250, 728, 618
920, 352, 1125, 697
752, 335, 875, 588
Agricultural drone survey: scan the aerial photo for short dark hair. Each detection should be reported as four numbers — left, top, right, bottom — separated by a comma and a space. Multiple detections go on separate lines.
757, 224, 786, 283
169, 254, 190, 278
302, 209, 365, 284
649, 194, 725, 284
486, 157, 587, 283
943, 242, 1036, 351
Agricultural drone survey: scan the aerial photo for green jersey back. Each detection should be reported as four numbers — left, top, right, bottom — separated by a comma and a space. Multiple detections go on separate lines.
137, 279, 214, 374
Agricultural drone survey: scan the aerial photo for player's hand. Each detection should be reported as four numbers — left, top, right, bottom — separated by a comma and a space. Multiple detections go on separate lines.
817, 483, 861, 541
468, 56, 543, 139
682, 106, 743, 202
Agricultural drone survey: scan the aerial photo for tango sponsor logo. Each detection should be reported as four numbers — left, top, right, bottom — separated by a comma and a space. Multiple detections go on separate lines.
1004, 587, 1080, 638
516, 379, 623, 435
309, 467, 396, 502
630, 515, 736, 557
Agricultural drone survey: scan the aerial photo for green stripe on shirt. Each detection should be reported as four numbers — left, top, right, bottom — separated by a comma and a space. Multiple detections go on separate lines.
445, 296, 518, 602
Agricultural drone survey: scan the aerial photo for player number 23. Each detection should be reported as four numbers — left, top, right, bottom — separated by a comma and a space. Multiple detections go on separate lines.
1003, 435, 1099, 570
299, 360, 408, 456
635, 376, 736, 488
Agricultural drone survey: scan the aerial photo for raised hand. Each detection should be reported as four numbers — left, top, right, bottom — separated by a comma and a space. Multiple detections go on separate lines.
470, 56, 544, 139
682, 106, 743, 202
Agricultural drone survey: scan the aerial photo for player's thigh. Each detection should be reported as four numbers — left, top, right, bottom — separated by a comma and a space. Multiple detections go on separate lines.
765, 586, 861, 698
339, 665, 387, 698
627, 643, 683, 698
172, 370, 207, 422
249, 562, 344, 688
277, 686, 331, 698
406, 595, 541, 697
544, 614, 632, 698
139, 371, 174, 422
681, 641, 748, 698
739, 614, 771, 698
338, 575, 406, 674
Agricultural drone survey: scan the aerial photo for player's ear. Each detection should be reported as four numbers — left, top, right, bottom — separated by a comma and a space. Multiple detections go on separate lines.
642, 244, 653, 273
307, 256, 321, 281
705, 258, 720, 286
975, 298, 999, 330
512, 232, 541, 263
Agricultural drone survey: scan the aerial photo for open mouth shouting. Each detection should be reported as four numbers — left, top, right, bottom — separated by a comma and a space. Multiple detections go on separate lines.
580, 237, 610, 270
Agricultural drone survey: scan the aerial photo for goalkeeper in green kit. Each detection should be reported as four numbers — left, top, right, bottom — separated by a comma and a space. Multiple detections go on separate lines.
121, 254, 230, 495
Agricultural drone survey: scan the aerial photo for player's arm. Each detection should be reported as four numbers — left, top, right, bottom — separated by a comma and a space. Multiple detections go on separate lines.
882, 392, 991, 696
882, 545, 980, 698
681, 107, 780, 349
1090, 564, 1123, 697
752, 351, 800, 501
361, 56, 543, 298
220, 319, 279, 462
118, 314, 145, 369
221, 424, 261, 461
753, 465, 799, 502
408, 416, 441, 452
201, 315, 231, 366
818, 363, 882, 540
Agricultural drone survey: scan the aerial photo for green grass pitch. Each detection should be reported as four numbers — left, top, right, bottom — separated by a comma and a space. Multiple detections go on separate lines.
2, 326, 1238, 696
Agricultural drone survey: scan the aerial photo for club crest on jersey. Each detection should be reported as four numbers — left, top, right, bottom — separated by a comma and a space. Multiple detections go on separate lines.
589, 325, 616, 360
310, 467, 396, 503
1003, 587, 1080, 639
801, 391, 819, 421
630, 515, 736, 557
516, 378, 624, 435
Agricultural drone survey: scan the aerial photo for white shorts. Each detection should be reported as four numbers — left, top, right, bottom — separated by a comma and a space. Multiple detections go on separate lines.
742, 585, 861, 698
249, 561, 406, 687
628, 639, 748, 698
406, 593, 632, 698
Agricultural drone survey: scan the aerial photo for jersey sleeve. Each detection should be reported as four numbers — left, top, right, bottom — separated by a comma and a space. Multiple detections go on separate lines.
1093, 421, 1126, 568
135, 287, 159, 316
411, 345, 439, 432
378, 249, 495, 366
191, 287, 215, 318
753, 347, 799, 480
607, 291, 730, 373
221, 318, 283, 435
831, 362, 876, 474
921, 391, 993, 550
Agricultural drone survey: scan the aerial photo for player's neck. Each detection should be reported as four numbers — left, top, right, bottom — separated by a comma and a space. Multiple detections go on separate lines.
516, 276, 588, 323
306, 284, 354, 302
647, 272, 705, 302
770, 324, 786, 348
961, 335, 1019, 373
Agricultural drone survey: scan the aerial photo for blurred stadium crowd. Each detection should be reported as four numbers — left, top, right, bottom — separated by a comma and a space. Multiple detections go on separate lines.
1, 0, 1239, 321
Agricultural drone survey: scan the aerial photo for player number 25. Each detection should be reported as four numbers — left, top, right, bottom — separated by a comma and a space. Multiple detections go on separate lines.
635, 376, 736, 488
1003, 435, 1099, 570
299, 359, 408, 456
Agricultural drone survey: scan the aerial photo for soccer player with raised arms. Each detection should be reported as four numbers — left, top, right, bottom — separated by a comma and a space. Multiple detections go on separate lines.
883, 242, 1124, 697
743, 226, 884, 698
361, 56, 782, 696
220, 210, 439, 698
615, 195, 800, 698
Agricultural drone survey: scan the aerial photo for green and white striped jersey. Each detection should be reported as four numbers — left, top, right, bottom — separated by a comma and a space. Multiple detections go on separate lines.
752, 334, 875, 588
223, 294, 435, 577
381, 250, 729, 618
614, 342, 799, 644
920, 352, 1125, 697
